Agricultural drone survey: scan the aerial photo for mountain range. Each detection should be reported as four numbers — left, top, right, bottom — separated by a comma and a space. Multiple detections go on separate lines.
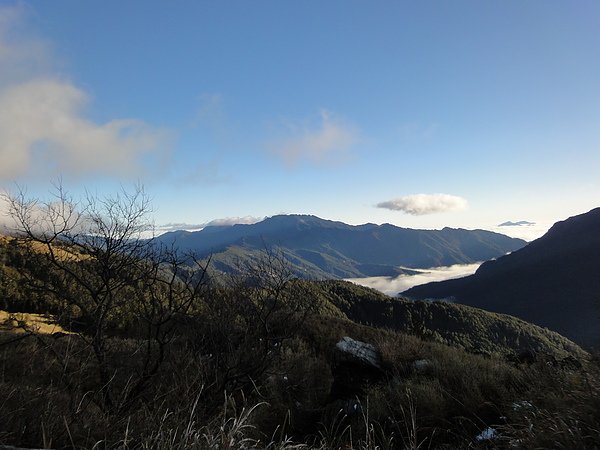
404, 207, 600, 349
498, 220, 536, 227
156, 214, 526, 279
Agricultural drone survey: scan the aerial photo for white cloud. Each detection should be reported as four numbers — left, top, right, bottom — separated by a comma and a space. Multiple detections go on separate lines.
156, 222, 206, 233
376, 193, 468, 216
269, 111, 357, 166
0, 4, 54, 85
347, 263, 481, 297
0, 79, 168, 179
0, 192, 12, 233
0, 5, 169, 181
205, 216, 263, 227
157, 216, 263, 233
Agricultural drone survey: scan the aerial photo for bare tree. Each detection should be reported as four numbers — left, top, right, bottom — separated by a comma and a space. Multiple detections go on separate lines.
3, 182, 209, 414
196, 248, 321, 395
3, 182, 322, 422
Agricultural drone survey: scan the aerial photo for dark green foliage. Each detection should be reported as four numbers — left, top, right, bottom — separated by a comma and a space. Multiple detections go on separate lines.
0, 237, 597, 449
0, 238, 64, 314
292, 279, 586, 360
2, 315, 598, 449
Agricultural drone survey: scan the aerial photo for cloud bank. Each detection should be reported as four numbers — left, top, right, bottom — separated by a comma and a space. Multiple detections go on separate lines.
0, 5, 168, 181
157, 216, 263, 233
269, 111, 357, 166
376, 193, 468, 216
347, 263, 481, 297
205, 216, 263, 227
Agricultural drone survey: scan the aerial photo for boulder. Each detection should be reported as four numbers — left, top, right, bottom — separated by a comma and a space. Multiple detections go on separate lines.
330, 336, 383, 399
334, 336, 382, 370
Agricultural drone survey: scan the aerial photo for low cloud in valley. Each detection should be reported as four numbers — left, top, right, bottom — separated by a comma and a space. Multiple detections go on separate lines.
347, 263, 481, 297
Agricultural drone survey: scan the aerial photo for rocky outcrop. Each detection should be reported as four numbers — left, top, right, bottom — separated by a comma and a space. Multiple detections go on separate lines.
330, 337, 383, 399
334, 336, 382, 369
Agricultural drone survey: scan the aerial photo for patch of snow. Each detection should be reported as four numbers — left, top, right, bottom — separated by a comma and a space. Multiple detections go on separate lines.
475, 427, 498, 442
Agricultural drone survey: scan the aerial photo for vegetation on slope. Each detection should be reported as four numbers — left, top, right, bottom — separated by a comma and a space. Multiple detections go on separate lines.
0, 239, 594, 448
0, 235, 584, 362
294, 280, 587, 360
0, 186, 597, 449
1, 305, 598, 449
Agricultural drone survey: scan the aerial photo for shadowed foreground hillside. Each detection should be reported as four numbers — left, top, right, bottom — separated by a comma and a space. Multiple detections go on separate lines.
1, 236, 598, 449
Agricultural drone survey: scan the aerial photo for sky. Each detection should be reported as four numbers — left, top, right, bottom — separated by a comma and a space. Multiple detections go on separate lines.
1, 1, 599, 241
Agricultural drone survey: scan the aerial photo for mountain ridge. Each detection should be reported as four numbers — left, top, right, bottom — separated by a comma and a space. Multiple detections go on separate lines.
404, 207, 600, 349
156, 214, 527, 279
498, 220, 535, 227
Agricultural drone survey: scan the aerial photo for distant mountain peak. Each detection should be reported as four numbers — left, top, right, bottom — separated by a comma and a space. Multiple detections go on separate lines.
498, 220, 536, 227
156, 214, 526, 280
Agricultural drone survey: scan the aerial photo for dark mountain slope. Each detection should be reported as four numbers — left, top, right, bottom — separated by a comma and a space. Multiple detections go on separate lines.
157, 214, 526, 278
297, 280, 586, 360
404, 207, 600, 349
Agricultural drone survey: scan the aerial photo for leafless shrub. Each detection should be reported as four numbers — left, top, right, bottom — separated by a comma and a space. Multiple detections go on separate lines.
3, 182, 209, 415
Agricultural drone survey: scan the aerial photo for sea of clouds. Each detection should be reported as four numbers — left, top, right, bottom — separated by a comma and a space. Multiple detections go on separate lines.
346, 262, 482, 297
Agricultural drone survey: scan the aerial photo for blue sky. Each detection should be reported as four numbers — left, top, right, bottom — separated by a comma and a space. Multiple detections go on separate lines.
1, 1, 599, 239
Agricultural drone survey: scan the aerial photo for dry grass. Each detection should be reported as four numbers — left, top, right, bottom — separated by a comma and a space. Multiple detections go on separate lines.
0, 233, 87, 262
26, 239, 89, 262
0, 310, 72, 335
0, 321, 598, 449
